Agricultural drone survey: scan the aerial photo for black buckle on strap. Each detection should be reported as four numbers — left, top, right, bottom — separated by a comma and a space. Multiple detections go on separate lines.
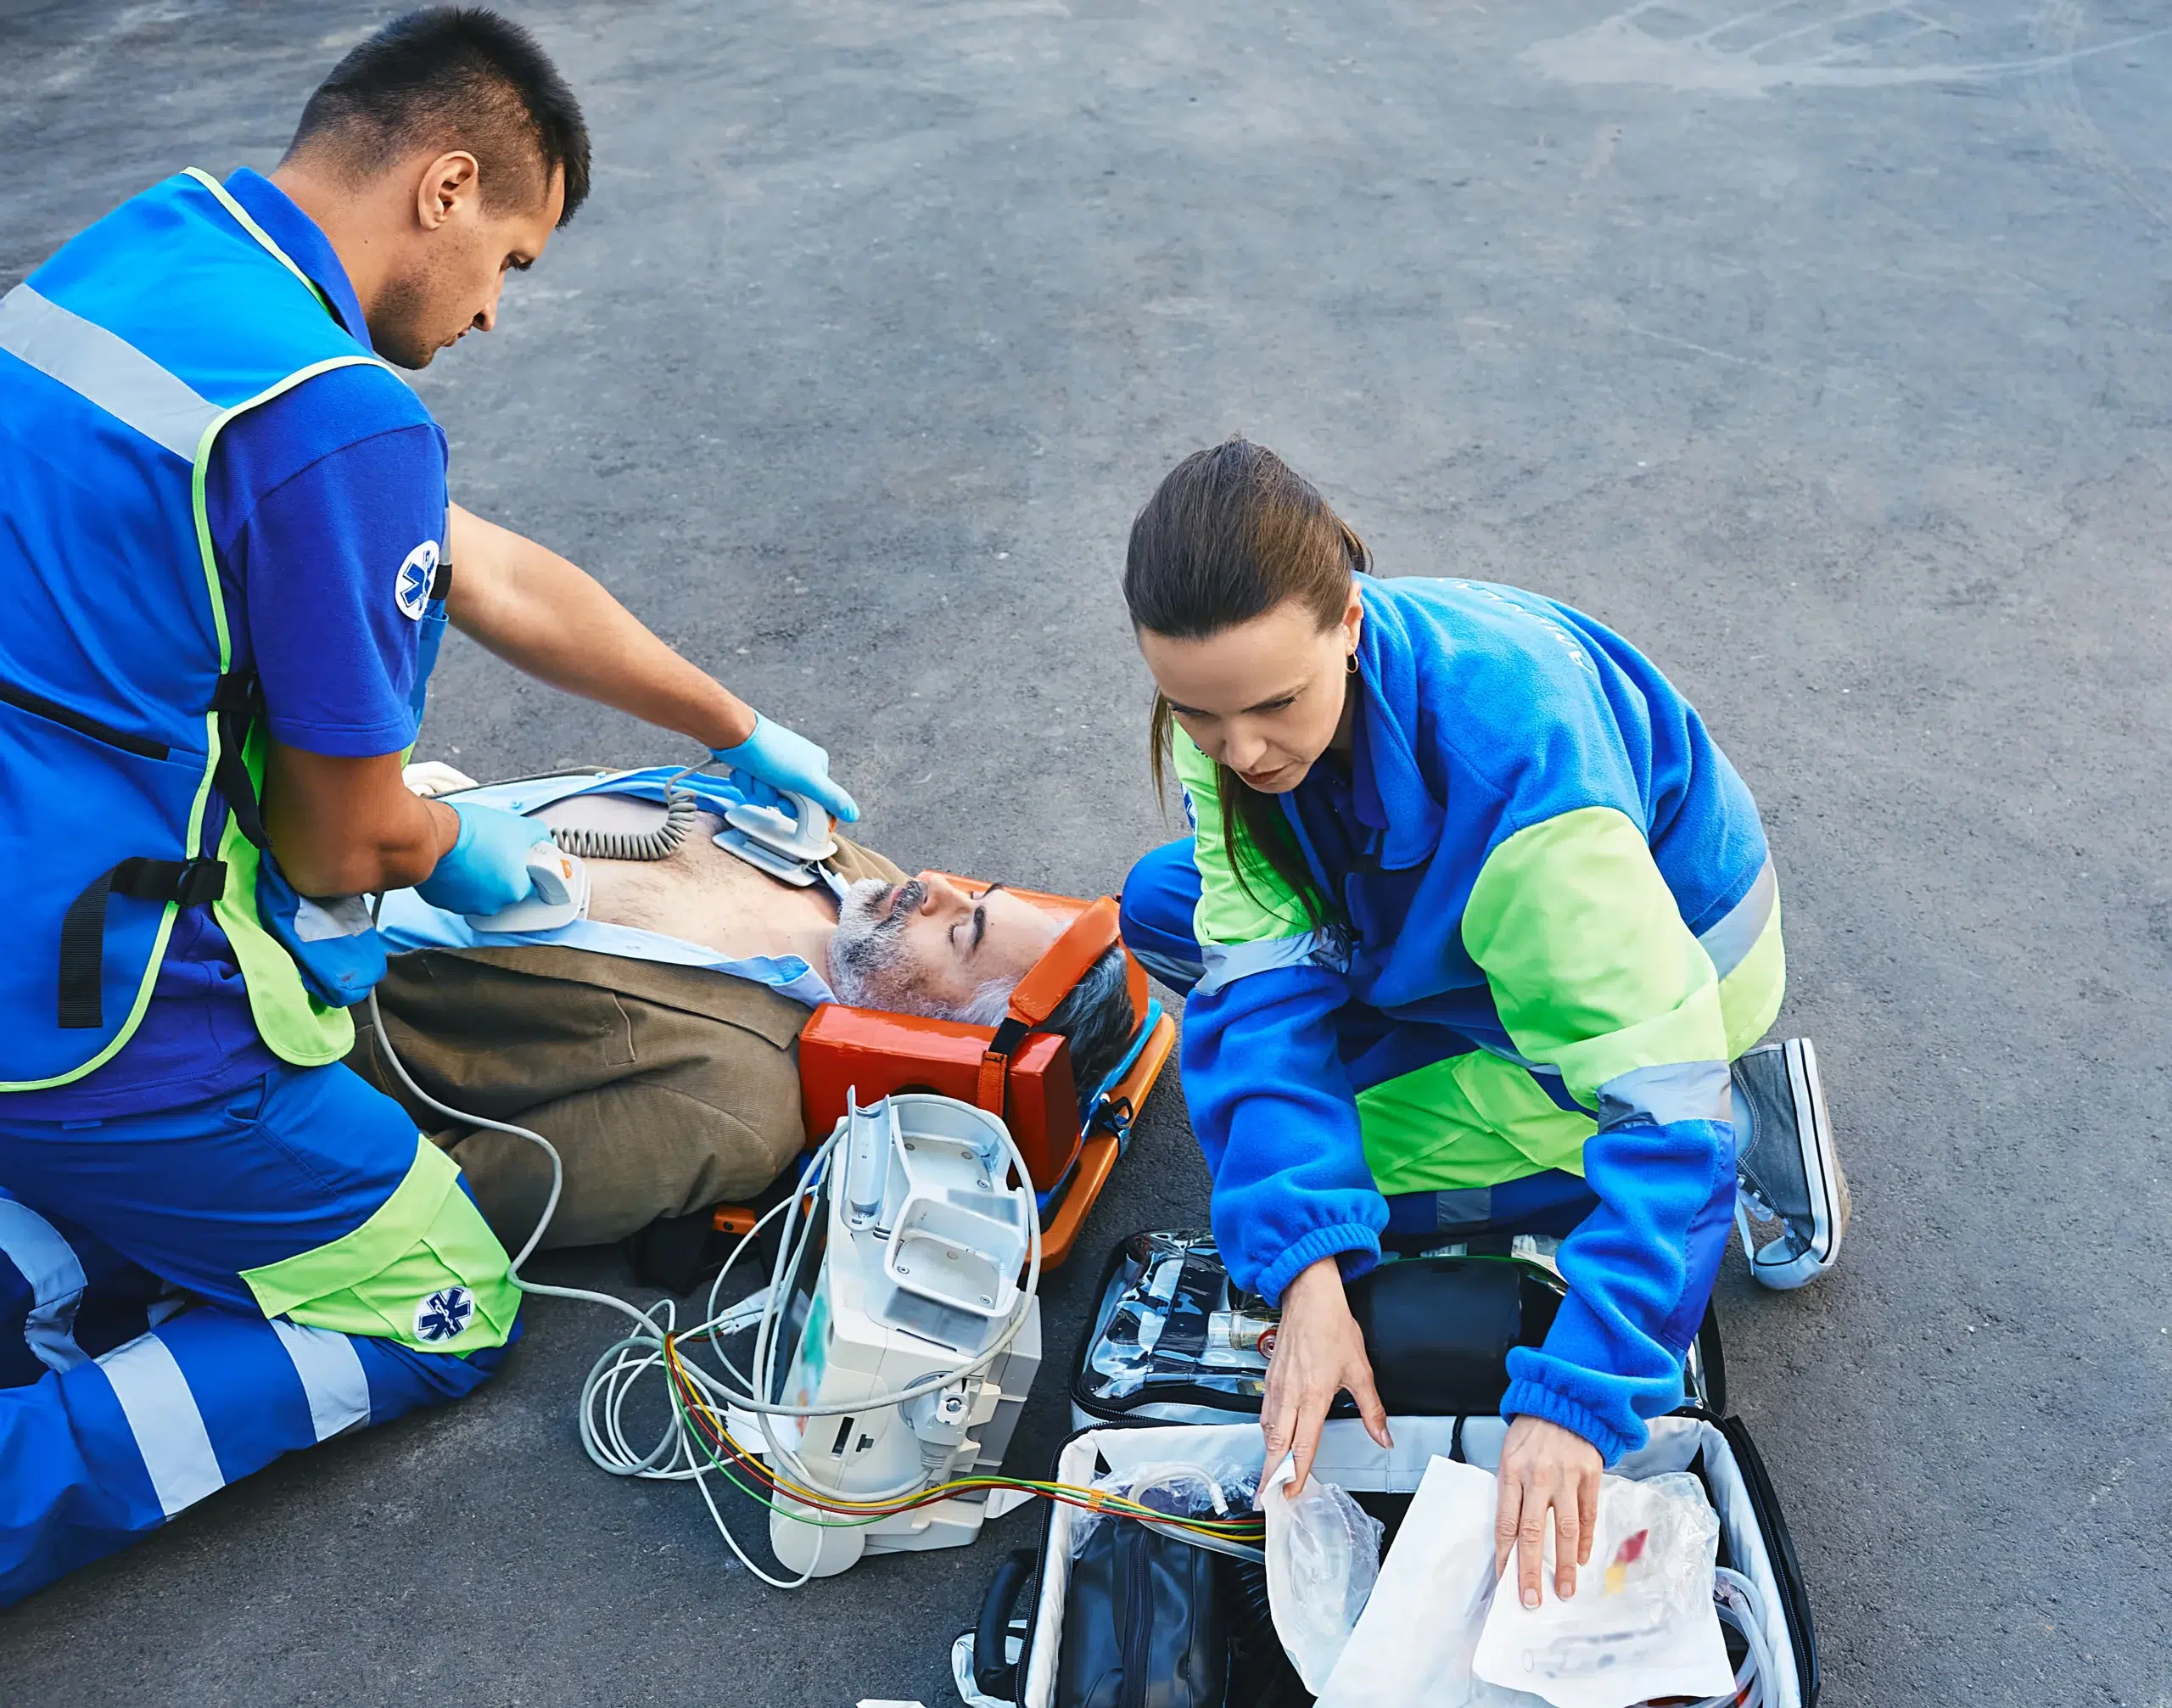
209, 675, 260, 715
58, 857, 228, 1030
154, 858, 229, 910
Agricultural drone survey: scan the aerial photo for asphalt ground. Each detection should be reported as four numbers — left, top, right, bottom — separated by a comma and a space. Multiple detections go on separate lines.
4, 1, 2170, 1703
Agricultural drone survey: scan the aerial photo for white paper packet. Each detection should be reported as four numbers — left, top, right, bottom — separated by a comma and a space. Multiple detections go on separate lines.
1313, 1455, 1551, 1708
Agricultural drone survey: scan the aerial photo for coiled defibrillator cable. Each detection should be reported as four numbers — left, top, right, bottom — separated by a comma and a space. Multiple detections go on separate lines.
545, 760, 707, 861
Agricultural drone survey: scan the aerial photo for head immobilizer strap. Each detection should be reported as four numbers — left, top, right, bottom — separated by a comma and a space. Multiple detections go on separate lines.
972, 896, 1146, 1117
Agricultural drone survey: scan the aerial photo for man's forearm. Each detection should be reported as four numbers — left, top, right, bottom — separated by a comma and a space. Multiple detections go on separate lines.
445, 503, 757, 750
263, 742, 461, 895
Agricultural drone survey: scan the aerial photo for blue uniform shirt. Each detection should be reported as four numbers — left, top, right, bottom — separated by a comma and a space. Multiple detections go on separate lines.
13, 170, 451, 1117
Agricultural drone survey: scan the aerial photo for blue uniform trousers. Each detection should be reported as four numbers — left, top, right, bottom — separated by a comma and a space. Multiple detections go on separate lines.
0, 1061, 513, 1605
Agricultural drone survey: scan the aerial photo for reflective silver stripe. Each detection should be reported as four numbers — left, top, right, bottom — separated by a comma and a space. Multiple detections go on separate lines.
294, 893, 374, 944
1129, 944, 1206, 989
0, 1198, 89, 1373
269, 1319, 371, 1442
1475, 1039, 1565, 1078
0, 283, 220, 462
1596, 1059, 1733, 1129
1698, 857, 1777, 981
97, 1330, 225, 1517
1195, 931, 1349, 999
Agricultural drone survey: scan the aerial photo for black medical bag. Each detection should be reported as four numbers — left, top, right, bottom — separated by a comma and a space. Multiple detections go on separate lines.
963, 1229, 1814, 1708
1055, 1513, 1228, 1708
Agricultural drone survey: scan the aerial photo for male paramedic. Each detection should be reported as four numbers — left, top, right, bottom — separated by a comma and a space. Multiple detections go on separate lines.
0, 10, 856, 1603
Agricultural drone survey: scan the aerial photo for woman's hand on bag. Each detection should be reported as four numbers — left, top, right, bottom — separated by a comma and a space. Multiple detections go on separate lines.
1261, 1256, 1392, 1495
1494, 1414, 1604, 1607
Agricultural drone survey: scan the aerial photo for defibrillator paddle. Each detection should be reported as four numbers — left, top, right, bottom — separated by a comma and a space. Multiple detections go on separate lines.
462, 841, 590, 933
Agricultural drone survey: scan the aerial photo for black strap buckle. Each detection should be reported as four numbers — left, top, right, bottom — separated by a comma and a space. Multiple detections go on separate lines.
166, 858, 228, 909
209, 674, 260, 715
59, 857, 229, 1030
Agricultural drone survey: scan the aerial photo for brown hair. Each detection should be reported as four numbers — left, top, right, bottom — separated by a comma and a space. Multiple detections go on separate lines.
1123, 438, 1368, 926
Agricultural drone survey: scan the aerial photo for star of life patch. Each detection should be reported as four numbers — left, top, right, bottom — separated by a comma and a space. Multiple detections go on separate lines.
395, 539, 440, 621
413, 1285, 474, 1344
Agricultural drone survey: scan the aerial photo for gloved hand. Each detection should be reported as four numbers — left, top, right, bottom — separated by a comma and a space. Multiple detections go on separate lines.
415, 801, 552, 916
712, 714, 859, 823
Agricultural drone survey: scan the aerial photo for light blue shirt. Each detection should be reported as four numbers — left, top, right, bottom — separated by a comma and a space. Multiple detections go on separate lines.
377, 767, 839, 1008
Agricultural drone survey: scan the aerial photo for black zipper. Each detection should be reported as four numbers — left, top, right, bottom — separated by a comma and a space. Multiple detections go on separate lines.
0, 679, 170, 759
1120, 1519, 1151, 1708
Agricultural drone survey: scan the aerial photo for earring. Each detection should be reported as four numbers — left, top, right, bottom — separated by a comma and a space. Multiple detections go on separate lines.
1346, 652, 1359, 675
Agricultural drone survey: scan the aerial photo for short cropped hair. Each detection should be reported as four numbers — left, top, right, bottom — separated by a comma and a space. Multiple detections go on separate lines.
1039, 947, 1138, 1123
286, 8, 590, 225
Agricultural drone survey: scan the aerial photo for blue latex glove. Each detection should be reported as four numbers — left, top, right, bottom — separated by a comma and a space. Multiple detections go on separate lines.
712, 714, 859, 823
415, 802, 552, 916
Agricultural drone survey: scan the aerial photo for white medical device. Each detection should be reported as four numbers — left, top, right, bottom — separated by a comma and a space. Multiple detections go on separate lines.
714, 789, 845, 899
759, 1093, 1043, 1577
463, 841, 590, 933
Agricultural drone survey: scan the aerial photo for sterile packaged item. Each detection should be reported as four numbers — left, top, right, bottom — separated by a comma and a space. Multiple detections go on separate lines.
1313, 1453, 1498, 1707
1201, 1310, 1276, 1369
1471, 1470, 1734, 1708
1260, 1455, 1385, 1692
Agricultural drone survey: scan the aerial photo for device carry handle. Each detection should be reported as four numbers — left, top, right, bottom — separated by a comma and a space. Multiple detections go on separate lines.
974, 896, 1123, 1114
972, 1547, 1038, 1701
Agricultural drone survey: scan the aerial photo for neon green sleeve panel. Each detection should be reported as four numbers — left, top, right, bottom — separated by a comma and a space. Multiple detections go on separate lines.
1172, 727, 1310, 946
1462, 806, 1727, 1110
212, 809, 355, 1069
239, 1136, 518, 1355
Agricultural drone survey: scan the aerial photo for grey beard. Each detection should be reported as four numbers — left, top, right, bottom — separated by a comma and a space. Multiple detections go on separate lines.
826, 877, 1010, 1024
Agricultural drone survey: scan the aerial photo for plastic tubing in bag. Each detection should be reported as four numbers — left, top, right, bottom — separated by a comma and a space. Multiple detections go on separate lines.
1260, 1458, 1385, 1691
1070, 1459, 1253, 1558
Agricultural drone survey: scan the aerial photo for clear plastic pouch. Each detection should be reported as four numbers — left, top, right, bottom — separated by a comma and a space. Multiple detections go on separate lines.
1260, 1457, 1385, 1691
1472, 1470, 1734, 1708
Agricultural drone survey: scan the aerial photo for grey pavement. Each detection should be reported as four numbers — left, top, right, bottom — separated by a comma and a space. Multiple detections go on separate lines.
4, 0, 2170, 1702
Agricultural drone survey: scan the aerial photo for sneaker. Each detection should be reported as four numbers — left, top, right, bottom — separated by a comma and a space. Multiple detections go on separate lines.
1732, 1038, 1850, 1290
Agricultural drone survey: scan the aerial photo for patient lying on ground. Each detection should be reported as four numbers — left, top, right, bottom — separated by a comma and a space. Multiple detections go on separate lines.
352, 778, 1134, 1253
538, 790, 1066, 1023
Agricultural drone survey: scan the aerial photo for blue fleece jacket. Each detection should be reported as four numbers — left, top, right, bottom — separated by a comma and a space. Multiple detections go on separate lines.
1173, 575, 1773, 1461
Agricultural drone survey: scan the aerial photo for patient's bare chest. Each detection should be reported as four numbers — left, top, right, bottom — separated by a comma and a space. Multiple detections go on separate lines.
538, 794, 834, 962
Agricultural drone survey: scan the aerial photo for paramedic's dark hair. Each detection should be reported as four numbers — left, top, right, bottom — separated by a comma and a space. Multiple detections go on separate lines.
285, 8, 590, 225
1125, 437, 1366, 927
1039, 947, 1134, 1123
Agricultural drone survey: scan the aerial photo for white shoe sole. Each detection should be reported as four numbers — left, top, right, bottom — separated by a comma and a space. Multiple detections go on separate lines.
1737, 1038, 1846, 1291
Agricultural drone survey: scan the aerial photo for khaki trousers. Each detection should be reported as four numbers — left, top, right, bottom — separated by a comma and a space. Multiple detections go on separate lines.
346, 835, 905, 1249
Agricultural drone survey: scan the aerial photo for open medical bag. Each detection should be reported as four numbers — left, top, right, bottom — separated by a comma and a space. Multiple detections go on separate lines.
960, 1233, 1817, 1708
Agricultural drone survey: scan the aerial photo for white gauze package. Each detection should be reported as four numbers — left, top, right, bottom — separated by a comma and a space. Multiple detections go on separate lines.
1472, 1470, 1734, 1708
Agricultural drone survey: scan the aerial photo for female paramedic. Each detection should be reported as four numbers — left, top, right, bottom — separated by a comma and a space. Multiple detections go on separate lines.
1116, 439, 1848, 1611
